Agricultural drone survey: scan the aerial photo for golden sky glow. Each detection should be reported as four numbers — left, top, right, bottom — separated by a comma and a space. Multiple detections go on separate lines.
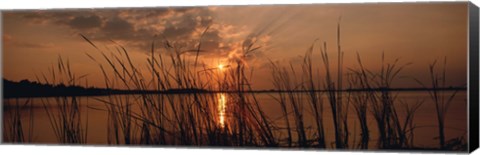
2, 2, 468, 89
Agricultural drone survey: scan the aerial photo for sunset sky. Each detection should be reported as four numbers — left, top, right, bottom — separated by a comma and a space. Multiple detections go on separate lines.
2, 2, 468, 90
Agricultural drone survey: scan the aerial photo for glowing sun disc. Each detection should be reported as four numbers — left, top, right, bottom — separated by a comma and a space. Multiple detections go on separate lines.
218, 64, 224, 70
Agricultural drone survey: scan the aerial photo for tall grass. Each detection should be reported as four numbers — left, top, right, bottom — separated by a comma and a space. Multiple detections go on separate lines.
2, 21, 467, 151
414, 57, 460, 150
80, 28, 280, 146
36, 57, 89, 144
301, 44, 326, 148
319, 21, 349, 149
269, 61, 309, 147
2, 99, 34, 143
79, 21, 430, 149
347, 70, 371, 149
347, 53, 428, 149
269, 41, 327, 147
267, 22, 349, 148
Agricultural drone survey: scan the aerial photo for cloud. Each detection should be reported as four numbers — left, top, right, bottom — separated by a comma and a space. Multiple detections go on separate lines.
15, 42, 54, 49
6, 40, 53, 49
16, 7, 272, 65
67, 15, 102, 30
3, 34, 53, 49
102, 17, 135, 37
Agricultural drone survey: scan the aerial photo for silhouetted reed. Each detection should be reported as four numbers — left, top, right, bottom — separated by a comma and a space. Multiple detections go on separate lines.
319, 21, 349, 149
36, 57, 89, 144
80, 27, 281, 147
2, 99, 34, 143
414, 57, 462, 150
347, 52, 431, 149
269, 61, 309, 147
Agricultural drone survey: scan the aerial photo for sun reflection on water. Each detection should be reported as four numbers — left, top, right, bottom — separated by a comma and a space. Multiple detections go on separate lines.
218, 93, 227, 128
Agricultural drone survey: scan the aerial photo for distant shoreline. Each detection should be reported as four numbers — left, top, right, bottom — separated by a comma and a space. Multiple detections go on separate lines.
3, 79, 466, 99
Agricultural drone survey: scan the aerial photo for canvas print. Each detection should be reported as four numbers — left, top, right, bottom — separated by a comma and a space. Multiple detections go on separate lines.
1, 2, 475, 152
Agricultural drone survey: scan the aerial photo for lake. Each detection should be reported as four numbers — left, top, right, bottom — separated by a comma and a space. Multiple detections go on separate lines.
2, 91, 467, 149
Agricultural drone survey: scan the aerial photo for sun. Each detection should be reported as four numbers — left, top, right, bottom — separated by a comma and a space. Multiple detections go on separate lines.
218, 64, 224, 71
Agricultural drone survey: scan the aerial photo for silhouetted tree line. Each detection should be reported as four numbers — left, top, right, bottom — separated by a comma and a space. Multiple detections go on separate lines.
2, 79, 211, 98
2, 79, 117, 98
2, 78, 465, 98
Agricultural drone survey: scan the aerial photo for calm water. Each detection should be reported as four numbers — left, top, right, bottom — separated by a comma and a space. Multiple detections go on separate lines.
2, 91, 467, 149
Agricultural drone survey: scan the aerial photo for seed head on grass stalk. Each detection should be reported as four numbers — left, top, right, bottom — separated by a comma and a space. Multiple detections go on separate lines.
319, 19, 349, 148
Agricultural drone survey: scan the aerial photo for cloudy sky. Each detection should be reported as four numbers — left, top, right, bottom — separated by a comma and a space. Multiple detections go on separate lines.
2, 2, 468, 90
